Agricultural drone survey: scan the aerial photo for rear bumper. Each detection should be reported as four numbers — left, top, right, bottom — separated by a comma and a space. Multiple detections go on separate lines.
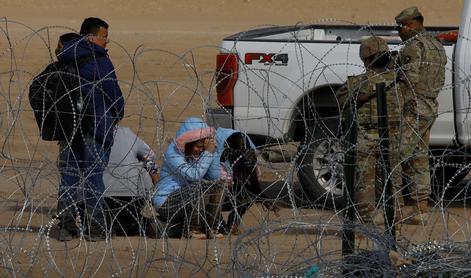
206, 107, 233, 129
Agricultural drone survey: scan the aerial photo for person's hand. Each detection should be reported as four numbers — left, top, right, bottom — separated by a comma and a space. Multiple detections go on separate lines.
204, 137, 216, 153
143, 160, 158, 175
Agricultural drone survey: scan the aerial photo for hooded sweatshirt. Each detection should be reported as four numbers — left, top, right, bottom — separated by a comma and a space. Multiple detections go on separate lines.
103, 126, 155, 197
153, 117, 215, 208
58, 37, 125, 146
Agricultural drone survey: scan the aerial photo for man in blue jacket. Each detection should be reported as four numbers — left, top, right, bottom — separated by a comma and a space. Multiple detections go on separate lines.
56, 17, 125, 241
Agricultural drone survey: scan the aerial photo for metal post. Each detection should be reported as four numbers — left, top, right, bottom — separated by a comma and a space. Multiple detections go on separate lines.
342, 103, 357, 256
376, 82, 396, 247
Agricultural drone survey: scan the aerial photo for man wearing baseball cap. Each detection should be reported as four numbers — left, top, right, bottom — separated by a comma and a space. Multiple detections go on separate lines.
394, 6, 447, 226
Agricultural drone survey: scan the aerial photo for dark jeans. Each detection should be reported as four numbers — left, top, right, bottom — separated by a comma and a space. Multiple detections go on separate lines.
104, 197, 147, 236
157, 180, 226, 235
57, 133, 111, 230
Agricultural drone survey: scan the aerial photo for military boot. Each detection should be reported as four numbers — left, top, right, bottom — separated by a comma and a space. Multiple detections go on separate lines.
372, 211, 386, 226
355, 189, 377, 225
402, 200, 428, 226
356, 206, 377, 226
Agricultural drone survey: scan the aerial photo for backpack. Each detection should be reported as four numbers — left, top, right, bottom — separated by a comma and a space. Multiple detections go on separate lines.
29, 56, 97, 141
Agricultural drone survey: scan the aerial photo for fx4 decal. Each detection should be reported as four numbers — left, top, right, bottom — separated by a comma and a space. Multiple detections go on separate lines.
244, 53, 288, 66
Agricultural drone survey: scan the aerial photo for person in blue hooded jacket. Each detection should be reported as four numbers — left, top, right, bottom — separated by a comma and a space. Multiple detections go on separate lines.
153, 117, 226, 239
56, 17, 125, 241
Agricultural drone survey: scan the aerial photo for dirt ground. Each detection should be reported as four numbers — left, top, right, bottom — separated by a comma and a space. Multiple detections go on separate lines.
0, 0, 468, 277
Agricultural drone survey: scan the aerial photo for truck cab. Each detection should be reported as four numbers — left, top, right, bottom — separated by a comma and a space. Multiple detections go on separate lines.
208, 1, 471, 205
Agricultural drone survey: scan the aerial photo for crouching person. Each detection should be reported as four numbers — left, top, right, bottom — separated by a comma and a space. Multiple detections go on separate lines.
209, 128, 266, 235
102, 126, 158, 236
152, 117, 226, 239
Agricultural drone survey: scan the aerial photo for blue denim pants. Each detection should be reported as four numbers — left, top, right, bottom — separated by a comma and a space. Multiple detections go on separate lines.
57, 133, 112, 229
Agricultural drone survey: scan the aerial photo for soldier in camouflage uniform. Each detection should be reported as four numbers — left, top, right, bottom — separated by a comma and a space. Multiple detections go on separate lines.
394, 7, 447, 225
337, 37, 403, 224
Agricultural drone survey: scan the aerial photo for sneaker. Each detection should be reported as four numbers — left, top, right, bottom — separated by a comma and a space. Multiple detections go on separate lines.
84, 231, 107, 241
185, 229, 207, 240
58, 227, 77, 241
207, 230, 224, 239
83, 225, 108, 242
57, 221, 79, 242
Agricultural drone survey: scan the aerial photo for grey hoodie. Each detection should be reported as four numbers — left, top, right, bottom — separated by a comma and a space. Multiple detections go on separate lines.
103, 127, 155, 197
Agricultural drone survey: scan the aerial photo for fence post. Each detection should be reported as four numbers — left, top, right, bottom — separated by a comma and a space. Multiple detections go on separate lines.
342, 102, 357, 256
376, 82, 396, 247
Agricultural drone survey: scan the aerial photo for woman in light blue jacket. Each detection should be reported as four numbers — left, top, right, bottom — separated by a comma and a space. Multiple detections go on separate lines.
153, 117, 225, 239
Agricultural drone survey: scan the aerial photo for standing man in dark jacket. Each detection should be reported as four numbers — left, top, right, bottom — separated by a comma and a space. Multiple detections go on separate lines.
56, 17, 125, 241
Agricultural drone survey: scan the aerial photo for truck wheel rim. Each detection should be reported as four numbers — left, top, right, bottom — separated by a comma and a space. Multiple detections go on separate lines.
312, 139, 344, 196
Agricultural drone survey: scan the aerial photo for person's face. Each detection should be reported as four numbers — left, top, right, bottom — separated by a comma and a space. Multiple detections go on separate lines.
364, 51, 390, 72
187, 139, 205, 159
89, 27, 109, 49
397, 19, 422, 41
55, 40, 64, 57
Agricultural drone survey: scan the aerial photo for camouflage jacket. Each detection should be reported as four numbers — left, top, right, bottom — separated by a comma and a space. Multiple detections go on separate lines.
337, 70, 403, 127
397, 31, 447, 117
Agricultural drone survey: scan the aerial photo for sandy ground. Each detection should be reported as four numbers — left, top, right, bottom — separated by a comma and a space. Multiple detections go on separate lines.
0, 0, 469, 276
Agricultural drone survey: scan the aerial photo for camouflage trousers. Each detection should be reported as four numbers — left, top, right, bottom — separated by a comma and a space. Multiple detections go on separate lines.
396, 111, 435, 202
355, 126, 403, 221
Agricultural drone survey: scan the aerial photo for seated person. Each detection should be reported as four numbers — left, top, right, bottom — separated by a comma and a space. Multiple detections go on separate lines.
152, 117, 226, 239
102, 126, 158, 235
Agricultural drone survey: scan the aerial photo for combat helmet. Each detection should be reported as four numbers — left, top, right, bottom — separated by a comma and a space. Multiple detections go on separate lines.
359, 36, 389, 63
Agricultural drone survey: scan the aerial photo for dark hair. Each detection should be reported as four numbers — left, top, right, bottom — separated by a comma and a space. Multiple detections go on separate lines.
184, 139, 204, 157
59, 32, 80, 44
79, 17, 109, 36
225, 133, 249, 150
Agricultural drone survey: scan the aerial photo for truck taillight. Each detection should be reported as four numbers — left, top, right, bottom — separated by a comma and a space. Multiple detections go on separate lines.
436, 29, 458, 43
216, 53, 238, 107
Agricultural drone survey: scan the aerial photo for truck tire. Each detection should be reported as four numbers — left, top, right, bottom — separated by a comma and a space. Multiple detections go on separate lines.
295, 121, 471, 207
430, 152, 470, 201
296, 118, 346, 209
